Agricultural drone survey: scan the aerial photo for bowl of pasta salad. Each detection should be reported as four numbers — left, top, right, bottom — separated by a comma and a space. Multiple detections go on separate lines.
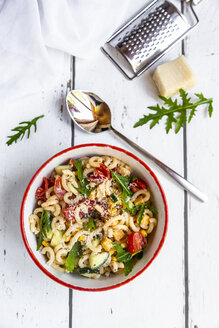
20, 143, 168, 291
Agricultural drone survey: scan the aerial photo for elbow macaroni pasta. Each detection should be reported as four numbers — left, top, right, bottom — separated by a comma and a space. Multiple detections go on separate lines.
29, 155, 158, 278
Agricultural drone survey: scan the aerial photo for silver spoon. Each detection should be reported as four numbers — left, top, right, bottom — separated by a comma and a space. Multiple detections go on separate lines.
66, 89, 207, 202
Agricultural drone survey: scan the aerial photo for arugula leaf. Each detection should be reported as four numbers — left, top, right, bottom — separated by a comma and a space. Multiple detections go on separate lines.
111, 171, 133, 197
113, 243, 144, 276
37, 210, 51, 250
124, 259, 133, 276
84, 217, 96, 231
73, 178, 94, 197
110, 193, 118, 203
111, 171, 139, 213
73, 159, 93, 197
7, 115, 44, 146
134, 89, 213, 134
138, 204, 145, 224
147, 202, 158, 215
112, 243, 132, 262
74, 159, 83, 181
37, 219, 44, 251
122, 189, 140, 215
65, 241, 82, 272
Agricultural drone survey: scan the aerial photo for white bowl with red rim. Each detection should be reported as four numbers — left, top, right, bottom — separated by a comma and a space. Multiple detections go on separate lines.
20, 143, 168, 292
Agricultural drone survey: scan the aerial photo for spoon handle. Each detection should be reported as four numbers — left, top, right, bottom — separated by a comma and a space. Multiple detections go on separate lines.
111, 126, 207, 202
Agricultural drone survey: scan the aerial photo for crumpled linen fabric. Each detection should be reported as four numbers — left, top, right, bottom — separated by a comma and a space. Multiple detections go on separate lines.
0, 0, 131, 104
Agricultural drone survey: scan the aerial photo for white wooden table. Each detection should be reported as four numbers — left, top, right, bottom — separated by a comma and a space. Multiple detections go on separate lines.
1, 1, 219, 327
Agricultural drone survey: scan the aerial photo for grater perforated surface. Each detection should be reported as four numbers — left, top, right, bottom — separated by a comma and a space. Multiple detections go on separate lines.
107, 0, 191, 76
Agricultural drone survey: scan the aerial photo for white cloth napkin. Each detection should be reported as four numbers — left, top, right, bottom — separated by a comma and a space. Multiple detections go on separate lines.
0, 0, 132, 105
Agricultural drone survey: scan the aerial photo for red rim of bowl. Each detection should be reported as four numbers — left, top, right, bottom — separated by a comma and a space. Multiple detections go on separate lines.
20, 143, 168, 292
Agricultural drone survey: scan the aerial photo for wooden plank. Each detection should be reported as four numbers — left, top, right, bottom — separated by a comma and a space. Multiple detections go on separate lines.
73, 23, 186, 327
184, 1, 219, 327
0, 52, 71, 327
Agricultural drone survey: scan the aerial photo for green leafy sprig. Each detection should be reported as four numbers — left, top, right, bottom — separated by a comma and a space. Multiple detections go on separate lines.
111, 171, 141, 215
138, 204, 145, 224
7, 115, 44, 146
147, 202, 158, 215
65, 241, 82, 272
37, 210, 51, 250
134, 89, 213, 134
84, 217, 96, 231
73, 159, 94, 197
112, 243, 133, 276
111, 171, 133, 197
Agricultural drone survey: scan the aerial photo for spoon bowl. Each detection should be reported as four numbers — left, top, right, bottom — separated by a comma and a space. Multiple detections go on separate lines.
66, 90, 111, 133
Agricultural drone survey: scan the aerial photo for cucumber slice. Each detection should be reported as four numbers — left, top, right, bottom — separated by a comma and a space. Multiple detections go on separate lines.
55, 165, 72, 175
79, 267, 100, 274
50, 230, 63, 247
79, 267, 100, 278
46, 228, 53, 240
89, 252, 109, 269
91, 238, 100, 248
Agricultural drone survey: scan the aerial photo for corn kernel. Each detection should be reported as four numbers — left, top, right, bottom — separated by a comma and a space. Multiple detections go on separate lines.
113, 229, 125, 242
141, 214, 150, 226
140, 230, 147, 237
101, 238, 113, 251
64, 235, 71, 242
42, 241, 49, 247
121, 242, 127, 248
112, 256, 118, 262
134, 196, 144, 205
109, 208, 117, 216
109, 249, 115, 256
79, 236, 85, 241
89, 190, 96, 199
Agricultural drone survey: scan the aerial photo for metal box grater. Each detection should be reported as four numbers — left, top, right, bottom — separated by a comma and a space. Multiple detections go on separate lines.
101, 0, 200, 79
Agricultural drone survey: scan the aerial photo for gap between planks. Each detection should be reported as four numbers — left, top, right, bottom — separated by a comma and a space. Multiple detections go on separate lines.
181, 0, 189, 327
69, 55, 75, 328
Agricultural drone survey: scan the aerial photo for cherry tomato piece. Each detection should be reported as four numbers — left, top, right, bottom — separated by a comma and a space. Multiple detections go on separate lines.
129, 179, 147, 193
127, 232, 146, 254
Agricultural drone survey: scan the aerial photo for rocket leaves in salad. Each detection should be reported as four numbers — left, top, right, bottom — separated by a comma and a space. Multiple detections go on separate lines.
73, 159, 94, 197
37, 210, 51, 250
65, 241, 82, 272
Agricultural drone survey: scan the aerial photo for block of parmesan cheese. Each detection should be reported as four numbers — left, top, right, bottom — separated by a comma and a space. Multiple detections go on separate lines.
152, 56, 196, 98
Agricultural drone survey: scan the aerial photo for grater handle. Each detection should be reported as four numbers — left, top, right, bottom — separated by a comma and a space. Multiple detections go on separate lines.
111, 126, 207, 202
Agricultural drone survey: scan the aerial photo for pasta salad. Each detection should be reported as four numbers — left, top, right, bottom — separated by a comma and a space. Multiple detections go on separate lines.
29, 155, 158, 279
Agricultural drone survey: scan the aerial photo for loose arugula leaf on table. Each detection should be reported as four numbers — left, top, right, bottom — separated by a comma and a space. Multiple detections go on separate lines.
73, 160, 94, 197
6, 115, 44, 146
37, 210, 51, 250
134, 89, 213, 134
138, 204, 145, 224
147, 202, 158, 215
84, 217, 96, 231
65, 241, 82, 272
